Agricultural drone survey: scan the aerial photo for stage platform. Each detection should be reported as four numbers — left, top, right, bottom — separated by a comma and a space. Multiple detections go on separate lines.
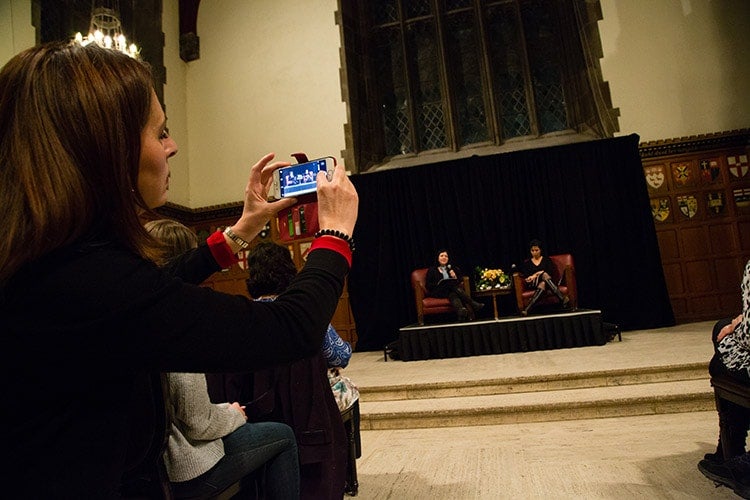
396, 309, 606, 361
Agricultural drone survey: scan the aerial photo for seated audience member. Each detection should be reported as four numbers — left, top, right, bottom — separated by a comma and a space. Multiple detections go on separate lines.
165, 373, 299, 499
517, 239, 569, 316
144, 219, 202, 266
1, 41, 358, 497
207, 241, 356, 499
146, 220, 300, 498
426, 249, 484, 321
698, 259, 750, 498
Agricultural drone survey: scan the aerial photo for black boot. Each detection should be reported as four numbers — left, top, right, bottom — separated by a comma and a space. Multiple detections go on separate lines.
544, 277, 569, 308
456, 287, 484, 312
457, 308, 469, 321
708, 399, 750, 465
718, 401, 750, 460
522, 288, 544, 316
705, 438, 724, 463
466, 304, 477, 321
698, 452, 750, 499
450, 296, 469, 322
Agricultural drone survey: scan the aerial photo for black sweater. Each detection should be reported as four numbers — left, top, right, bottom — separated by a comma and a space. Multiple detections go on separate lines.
0, 239, 348, 498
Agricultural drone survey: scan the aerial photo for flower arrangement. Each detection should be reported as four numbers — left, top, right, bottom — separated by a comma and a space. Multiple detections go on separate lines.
475, 267, 511, 290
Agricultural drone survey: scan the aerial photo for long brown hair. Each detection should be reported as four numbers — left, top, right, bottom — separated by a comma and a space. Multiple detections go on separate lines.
0, 42, 160, 283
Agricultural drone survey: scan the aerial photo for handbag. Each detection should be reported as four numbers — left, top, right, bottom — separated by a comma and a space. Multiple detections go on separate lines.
327, 368, 359, 412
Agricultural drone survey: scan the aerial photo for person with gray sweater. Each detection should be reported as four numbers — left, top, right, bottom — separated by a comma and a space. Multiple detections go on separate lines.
146, 220, 300, 498
164, 371, 299, 498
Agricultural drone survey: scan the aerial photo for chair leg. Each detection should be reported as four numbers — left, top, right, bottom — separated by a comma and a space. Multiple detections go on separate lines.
342, 402, 360, 496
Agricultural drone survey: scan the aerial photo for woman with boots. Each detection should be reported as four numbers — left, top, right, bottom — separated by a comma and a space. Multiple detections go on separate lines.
426, 249, 484, 321
518, 239, 569, 316
704, 315, 750, 463
698, 260, 750, 498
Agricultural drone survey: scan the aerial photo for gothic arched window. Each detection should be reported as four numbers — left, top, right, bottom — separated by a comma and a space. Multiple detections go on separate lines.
339, 0, 618, 172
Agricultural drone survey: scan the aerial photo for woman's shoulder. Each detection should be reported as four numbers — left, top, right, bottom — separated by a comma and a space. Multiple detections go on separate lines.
13, 240, 147, 286
5, 241, 164, 316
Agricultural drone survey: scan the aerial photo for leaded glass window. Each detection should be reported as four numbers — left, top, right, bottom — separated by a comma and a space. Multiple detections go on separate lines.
343, 0, 617, 170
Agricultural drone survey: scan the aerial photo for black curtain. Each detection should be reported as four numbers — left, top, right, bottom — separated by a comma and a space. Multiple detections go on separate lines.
348, 135, 674, 351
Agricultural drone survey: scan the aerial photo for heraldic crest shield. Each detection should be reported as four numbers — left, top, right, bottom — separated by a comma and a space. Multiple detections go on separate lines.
707, 192, 725, 215
650, 198, 670, 222
728, 155, 749, 178
677, 195, 698, 218
644, 165, 666, 189
700, 159, 720, 183
672, 163, 691, 186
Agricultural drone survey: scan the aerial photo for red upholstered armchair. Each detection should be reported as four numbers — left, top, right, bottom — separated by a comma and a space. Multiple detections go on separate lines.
411, 268, 471, 325
512, 254, 578, 313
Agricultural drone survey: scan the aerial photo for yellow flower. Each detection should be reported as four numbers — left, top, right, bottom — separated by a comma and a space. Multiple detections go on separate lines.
477, 267, 509, 289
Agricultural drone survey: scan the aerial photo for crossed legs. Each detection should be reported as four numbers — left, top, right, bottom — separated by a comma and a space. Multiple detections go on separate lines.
448, 287, 484, 321
522, 272, 569, 316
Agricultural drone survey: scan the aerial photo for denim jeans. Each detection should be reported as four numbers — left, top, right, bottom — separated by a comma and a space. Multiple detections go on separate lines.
170, 421, 299, 499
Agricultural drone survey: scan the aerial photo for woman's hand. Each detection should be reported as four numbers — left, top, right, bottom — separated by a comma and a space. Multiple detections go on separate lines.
718, 314, 744, 342
316, 160, 358, 236
229, 402, 247, 420
228, 153, 297, 246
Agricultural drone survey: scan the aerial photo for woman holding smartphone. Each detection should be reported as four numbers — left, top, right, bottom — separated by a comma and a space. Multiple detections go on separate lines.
0, 41, 358, 497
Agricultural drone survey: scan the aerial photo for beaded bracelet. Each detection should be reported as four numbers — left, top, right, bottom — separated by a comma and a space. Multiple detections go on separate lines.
314, 229, 356, 252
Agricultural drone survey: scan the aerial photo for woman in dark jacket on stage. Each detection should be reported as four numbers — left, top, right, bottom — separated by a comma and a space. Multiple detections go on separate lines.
425, 249, 483, 321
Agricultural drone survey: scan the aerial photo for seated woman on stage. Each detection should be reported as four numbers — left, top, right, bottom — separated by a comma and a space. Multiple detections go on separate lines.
426, 249, 483, 321
698, 259, 750, 497
518, 239, 569, 316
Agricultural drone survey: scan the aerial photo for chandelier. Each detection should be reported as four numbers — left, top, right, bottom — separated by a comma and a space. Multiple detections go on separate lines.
74, 1, 140, 58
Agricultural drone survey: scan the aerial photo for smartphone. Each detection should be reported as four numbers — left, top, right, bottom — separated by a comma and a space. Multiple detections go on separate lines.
270, 157, 335, 199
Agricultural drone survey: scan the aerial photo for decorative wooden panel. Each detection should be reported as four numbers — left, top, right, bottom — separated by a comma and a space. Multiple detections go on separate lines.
640, 130, 750, 323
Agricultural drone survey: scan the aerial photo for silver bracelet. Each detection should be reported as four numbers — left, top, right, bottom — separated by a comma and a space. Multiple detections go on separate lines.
223, 226, 250, 250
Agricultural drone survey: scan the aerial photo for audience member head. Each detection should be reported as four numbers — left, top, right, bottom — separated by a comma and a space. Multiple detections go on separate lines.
0, 42, 176, 283
245, 242, 299, 298
144, 219, 198, 264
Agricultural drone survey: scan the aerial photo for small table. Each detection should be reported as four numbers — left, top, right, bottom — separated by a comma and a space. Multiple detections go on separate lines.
473, 287, 512, 320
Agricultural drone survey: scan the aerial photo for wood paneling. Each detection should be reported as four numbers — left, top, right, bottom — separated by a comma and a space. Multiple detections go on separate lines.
640, 130, 750, 323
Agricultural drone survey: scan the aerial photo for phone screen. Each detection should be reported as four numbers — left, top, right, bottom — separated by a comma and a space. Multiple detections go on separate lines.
278, 158, 329, 198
